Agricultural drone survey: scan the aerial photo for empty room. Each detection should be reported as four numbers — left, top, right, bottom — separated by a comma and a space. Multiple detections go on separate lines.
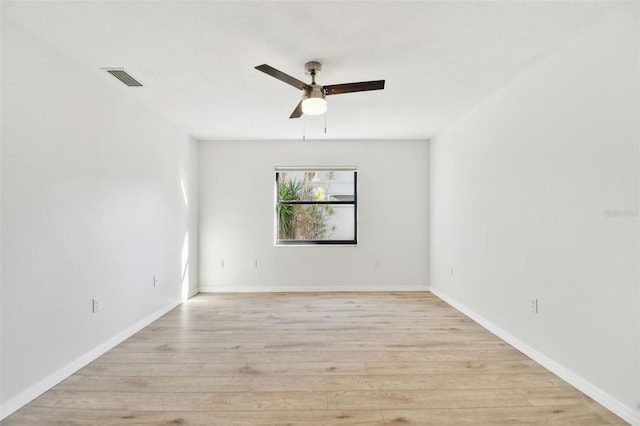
1, 1, 638, 425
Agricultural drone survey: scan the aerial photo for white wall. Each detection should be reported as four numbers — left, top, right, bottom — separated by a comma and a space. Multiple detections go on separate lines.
430, 4, 639, 423
199, 139, 429, 292
0, 18, 198, 418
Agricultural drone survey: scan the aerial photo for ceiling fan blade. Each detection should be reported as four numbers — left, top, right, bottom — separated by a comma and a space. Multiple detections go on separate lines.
255, 64, 309, 91
324, 80, 385, 96
289, 100, 303, 119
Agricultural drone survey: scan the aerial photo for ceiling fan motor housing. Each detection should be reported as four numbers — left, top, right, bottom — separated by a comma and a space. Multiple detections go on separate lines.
304, 84, 325, 99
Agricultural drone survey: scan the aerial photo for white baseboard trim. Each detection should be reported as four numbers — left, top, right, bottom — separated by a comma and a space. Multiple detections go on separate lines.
429, 287, 639, 426
0, 298, 183, 420
199, 284, 429, 293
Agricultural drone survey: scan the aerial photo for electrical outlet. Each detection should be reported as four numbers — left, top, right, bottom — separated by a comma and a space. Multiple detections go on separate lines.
92, 297, 101, 313
530, 298, 539, 314
153, 275, 159, 287
251, 259, 258, 268
220, 259, 225, 268
373, 259, 381, 268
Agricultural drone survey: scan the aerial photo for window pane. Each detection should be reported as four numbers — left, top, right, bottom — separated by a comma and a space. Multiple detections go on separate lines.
324, 204, 356, 240
278, 171, 355, 202
278, 204, 355, 241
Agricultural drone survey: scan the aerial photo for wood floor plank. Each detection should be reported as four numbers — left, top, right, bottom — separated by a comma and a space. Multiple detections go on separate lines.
77, 361, 369, 377
96, 348, 527, 364
327, 388, 537, 410
1, 407, 385, 425
380, 407, 616, 425
248, 372, 567, 392
3, 292, 626, 425
27, 390, 328, 411
55, 375, 254, 393
55, 372, 567, 394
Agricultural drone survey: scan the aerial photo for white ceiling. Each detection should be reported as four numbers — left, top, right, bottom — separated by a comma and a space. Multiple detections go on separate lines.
3, 1, 617, 141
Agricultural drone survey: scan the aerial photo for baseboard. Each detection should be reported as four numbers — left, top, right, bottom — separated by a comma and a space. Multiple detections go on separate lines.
199, 284, 429, 293
0, 298, 183, 420
429, 287, 639, 426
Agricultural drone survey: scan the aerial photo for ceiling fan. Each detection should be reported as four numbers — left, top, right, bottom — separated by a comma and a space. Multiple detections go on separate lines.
255, 61, 385, 119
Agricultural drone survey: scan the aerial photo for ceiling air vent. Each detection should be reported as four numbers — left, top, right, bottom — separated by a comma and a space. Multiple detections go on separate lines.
104, 69, 143, 87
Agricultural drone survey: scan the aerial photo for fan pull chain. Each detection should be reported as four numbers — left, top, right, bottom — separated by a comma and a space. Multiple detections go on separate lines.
302, 115, 306, 141
324, 111, 327, 134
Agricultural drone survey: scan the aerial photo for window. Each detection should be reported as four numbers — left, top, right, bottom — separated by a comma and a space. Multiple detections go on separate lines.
275, 168, 357, 245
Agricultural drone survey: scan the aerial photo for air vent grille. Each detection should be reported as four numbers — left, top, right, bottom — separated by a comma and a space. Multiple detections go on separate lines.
105, 69, 143, 87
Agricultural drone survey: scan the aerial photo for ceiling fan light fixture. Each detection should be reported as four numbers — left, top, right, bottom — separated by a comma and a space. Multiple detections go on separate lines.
302, 85, 327, 115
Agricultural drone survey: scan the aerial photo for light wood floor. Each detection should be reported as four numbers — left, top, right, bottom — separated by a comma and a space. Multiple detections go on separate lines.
3, 292, 626, 425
